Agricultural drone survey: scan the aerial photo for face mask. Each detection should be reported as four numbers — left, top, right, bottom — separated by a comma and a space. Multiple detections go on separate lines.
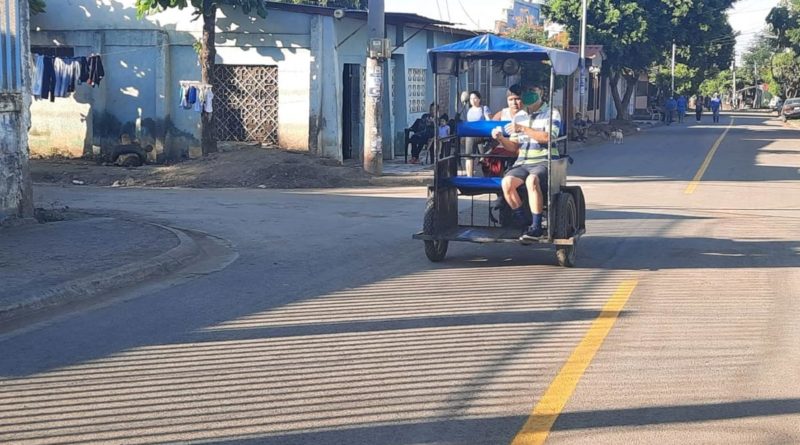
523, 91, 540, 106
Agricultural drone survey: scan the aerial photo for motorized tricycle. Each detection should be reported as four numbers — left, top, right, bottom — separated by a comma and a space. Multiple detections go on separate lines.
412, 34, 586, 267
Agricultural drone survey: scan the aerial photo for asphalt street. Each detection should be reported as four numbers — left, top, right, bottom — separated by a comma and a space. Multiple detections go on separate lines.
2, 112, 799, 444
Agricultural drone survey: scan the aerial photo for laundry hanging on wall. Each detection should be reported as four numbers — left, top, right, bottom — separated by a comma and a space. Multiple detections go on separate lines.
179, 81, 213, 114
31, 54, 105, 102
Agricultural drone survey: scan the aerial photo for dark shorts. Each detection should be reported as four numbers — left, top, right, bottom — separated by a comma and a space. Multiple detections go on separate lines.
506, 163, 548, 195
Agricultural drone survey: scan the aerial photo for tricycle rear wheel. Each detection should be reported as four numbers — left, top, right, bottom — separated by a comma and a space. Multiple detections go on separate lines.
554, 192, 578, 267
423, 198, 448, 262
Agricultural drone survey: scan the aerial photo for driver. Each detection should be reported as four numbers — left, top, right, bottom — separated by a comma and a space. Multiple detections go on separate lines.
491, 84, 561, 243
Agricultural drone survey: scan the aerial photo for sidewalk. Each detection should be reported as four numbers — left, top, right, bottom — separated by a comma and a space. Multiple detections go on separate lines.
0, 215, 200, 320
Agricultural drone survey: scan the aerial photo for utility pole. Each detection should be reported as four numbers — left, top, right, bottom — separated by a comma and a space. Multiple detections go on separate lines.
732, 55, 737, 110
754, 61, 759, 108
671, 42, 676, 94
363, 0, 385, 175
578, 0, 587, 115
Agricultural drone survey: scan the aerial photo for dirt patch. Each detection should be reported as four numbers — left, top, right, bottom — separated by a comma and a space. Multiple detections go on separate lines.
31, 144, 428, 189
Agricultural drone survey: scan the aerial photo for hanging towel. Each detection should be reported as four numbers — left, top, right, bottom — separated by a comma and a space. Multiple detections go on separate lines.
204, 89, 214, 113
194, 87, 204, 112
31, 54, 44, 96
187, 86, 198, 106
179, 85, 188, 109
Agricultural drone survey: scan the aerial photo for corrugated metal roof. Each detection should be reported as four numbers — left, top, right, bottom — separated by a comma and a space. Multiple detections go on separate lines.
263, 1, 474, 32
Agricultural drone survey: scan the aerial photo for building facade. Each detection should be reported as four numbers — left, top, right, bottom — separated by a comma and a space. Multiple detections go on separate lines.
27, 2, 475, 163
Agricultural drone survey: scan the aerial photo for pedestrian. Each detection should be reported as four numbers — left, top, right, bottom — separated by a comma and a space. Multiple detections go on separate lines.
710, 93, 722, 123
695, 94, 703, 122
665, 96, 677, 125
464, 91, 492, 176
676, 95, 687, 123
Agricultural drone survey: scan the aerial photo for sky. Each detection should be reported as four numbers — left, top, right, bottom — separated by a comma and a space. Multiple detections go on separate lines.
386, 0, 779, 59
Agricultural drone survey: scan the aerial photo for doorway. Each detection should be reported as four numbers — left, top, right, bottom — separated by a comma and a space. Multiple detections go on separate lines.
342, 64, 361, 160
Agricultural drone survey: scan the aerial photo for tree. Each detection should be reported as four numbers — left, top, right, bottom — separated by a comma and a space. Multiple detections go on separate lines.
698, 69, 732, 97
650, 62, 696, 98
546, 0, 735, 119
767, 1, 800, 97
135, 0, 365, 155
504, 23, 568, 90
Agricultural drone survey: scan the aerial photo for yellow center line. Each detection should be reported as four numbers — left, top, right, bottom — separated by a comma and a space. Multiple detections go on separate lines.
684, 118, 735, 194
510, 279, 639, 445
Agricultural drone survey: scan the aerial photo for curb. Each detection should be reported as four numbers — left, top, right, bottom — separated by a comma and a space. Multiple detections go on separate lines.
0, 222, 203, 320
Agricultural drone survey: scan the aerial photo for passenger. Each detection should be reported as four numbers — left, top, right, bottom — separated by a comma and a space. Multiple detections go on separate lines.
491, 84, 561, 243
492, 84, 527, 121
409, 113, 434, 164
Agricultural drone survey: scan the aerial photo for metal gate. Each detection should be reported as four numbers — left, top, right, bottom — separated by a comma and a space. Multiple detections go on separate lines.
213, 65, 278, 145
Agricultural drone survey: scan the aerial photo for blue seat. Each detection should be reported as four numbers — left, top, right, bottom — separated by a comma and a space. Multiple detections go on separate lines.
447, 176, 504, 195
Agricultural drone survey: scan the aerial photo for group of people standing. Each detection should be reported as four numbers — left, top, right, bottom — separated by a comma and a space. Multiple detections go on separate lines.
663, 93, 722, 125
408, 103, 455, 164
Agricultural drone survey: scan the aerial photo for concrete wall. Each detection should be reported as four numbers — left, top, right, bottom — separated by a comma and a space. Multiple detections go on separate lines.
0, 0, 34, 223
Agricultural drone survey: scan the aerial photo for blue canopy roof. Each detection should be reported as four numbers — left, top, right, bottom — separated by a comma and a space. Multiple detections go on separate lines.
428, 34, 579, 76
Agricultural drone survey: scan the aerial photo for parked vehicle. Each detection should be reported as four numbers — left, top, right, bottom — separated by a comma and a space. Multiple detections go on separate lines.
781, 98, 800, 120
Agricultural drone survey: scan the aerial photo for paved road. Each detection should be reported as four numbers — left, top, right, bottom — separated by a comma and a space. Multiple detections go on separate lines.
2, 112, 799, 444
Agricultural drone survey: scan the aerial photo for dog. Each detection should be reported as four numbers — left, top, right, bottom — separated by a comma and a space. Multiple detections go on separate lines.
610, 129, 624, 144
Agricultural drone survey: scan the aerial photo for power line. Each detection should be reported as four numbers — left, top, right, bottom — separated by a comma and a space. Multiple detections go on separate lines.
455, 0, 482, 29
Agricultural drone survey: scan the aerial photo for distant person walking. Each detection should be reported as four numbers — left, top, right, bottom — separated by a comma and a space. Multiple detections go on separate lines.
695, 94, 704, 122
676, 95, 687, 123
665, 96, 677, 125
710, 93, 722, 123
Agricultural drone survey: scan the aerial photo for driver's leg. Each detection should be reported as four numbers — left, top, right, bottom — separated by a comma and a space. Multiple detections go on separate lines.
521, 164, 547, 241
502, 174, 526, 226
526, 173, 543, 215
502, 175, 524, 209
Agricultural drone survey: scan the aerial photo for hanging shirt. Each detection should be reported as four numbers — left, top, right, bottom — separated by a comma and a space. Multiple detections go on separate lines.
194, 87, 204, 112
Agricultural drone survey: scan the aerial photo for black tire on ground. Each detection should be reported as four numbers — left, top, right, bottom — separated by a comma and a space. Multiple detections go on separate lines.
423, 198, 448, 262
116, 153, 143, 167
554, 192, 578, 267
